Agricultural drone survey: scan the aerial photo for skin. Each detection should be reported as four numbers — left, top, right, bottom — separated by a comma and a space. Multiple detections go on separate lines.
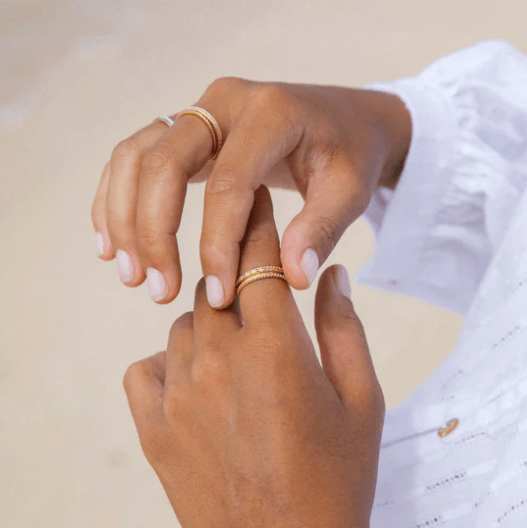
91, 78, 411, 307
123, 186, 386, 528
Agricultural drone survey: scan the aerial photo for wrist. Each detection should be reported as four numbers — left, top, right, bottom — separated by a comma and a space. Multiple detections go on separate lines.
367, 90, 412, 190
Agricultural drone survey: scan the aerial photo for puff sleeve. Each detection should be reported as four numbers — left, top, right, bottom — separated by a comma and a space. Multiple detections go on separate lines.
356, 39, 527, 315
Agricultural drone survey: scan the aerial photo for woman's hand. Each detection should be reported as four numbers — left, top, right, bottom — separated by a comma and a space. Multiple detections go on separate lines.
123, 186, 385, 528
91, 77, 411, 307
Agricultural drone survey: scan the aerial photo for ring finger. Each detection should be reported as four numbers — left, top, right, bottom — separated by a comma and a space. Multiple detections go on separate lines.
105, 119, 175, 287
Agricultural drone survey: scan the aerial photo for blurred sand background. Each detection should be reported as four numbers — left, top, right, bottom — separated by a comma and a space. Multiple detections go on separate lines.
1, 0, 526, 526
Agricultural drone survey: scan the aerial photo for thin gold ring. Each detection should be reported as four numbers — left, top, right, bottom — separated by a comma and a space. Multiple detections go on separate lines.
236, 267, 287, 296
176, 109, 217, 156
236, 272, 287, 296
236, 266, 284, 286
175, 106, 223, 160
188, 106, 223, 156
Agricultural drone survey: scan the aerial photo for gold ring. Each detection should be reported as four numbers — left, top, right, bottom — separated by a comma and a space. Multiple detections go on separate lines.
236, 266, 287, 296
236, 266, 284, 286
175, 106, 223, 160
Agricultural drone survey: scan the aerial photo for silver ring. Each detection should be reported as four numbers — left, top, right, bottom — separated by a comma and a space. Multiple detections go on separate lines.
155, 115, 174, 127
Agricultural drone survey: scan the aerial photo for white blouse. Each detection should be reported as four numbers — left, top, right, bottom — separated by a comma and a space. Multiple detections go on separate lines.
357, 39, 527, 527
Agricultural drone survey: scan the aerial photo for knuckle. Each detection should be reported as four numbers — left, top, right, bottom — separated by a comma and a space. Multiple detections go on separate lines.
250, 84, 289, 107
106, 212, 132, 239
112, 136, 141, 161
206, 76, 247, 95
199, 241, 229, 269
168, 312, 193, 342
205, 170, 241, 198
135, 227, 160, 256
122, 360, 145, 392
141, 143, 174, 173
247, 85, 300, 135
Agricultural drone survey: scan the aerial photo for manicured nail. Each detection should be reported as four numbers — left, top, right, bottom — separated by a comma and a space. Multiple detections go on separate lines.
334, 264, 351, 299
116, 249, 133, 283
206, 275, 224, 308
147, 268, 168, 302
301, 248, 319, 286
96, 231, 104, 257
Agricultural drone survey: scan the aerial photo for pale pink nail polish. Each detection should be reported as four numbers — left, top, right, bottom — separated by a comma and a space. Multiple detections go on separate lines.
147, 268, 168, 302
96, 231, 104, 257
116, 249, 133, 283
301, 248, 319, 286
334, 264, 351, 299
206, 275, 224, 308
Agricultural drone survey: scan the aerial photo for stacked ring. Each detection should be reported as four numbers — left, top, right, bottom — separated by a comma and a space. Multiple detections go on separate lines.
236, 266, 285, 286
236, 266, 287, 296
175, 106, 223, 160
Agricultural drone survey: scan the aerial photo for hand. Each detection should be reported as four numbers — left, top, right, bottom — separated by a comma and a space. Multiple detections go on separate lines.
123, 186, 385, 528
91, 77, 411, 307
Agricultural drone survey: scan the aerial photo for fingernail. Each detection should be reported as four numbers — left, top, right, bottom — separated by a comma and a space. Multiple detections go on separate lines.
96, 231, 104, 257
116, 249, 133, 283
301, 248, 319, 286
147, 268, 168, 302
206, 275, 224, 308
334, 264, 351, 299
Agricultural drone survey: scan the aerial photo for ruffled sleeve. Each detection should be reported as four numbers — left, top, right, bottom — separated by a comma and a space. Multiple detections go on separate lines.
355, 39, 527, 316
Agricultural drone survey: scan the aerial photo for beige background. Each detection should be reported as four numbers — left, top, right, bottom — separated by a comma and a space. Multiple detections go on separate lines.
2, 1, 526, 526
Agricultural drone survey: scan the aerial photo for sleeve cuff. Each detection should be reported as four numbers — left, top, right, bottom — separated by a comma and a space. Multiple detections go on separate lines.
355, 79, 465, 314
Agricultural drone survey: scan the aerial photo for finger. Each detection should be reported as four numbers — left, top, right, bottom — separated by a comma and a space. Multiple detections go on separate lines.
164, 311, 195, 389
91, 161, 115, 260
106, 121, 173, 287
135, 111, 219, 304
192, 276, 241, 342
280, 156, 368, 290
200, 100, 303, 310
235, 185, 300, 328
314, 264, 382, 408
123, 350, 167, 430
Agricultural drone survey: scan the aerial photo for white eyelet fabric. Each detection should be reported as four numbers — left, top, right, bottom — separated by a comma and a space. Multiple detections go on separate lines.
356, 39, 527, 527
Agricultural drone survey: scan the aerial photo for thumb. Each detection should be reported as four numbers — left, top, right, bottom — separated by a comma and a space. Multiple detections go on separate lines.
280, 174, 367, 291
314, 264, 382, 409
